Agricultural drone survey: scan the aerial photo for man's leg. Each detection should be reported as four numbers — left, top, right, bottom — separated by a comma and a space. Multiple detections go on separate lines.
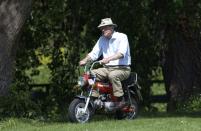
108, 67, 131, 108
108, 67, 131, 97
92, 67, 108, 81
91, 68, 108, 97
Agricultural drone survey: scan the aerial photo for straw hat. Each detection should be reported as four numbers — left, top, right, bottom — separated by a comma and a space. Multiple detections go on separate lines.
97, 18, 117, 28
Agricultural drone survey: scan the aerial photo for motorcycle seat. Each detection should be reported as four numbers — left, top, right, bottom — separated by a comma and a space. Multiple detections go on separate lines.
121, 72, 137, 88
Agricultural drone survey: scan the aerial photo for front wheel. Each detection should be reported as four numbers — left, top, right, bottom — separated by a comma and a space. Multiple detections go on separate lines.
115, 97, 139, 120
68, 98, 92, 123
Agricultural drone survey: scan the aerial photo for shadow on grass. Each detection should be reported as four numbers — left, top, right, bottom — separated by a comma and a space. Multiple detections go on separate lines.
139, 111, 201, 119
47, 110, 201, 124
1, 110, 200, 124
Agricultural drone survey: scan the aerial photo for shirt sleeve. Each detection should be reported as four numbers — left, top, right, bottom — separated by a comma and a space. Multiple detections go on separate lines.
88, 39, 102, 61
117, 34, 129, 57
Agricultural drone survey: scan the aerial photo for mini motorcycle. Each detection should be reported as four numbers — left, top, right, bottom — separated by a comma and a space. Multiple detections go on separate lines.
68, 61, 143, 123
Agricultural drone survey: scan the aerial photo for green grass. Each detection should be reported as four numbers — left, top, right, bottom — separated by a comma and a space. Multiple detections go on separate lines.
0, 114, 201, 131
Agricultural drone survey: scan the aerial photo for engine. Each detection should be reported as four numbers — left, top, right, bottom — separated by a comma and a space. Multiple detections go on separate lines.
93, 94, 115, 112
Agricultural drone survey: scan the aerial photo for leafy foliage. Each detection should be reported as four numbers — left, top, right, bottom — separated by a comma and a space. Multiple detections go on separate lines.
178, 94, 201, 112
0, 0, 200, 118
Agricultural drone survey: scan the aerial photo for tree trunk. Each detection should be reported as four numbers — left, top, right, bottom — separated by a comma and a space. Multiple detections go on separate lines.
163, 16, 201, 112
0, 0, 32, 96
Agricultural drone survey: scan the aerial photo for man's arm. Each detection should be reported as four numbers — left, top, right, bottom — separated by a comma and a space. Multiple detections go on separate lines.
100, 52, 123, 64
79, 55, 93, 66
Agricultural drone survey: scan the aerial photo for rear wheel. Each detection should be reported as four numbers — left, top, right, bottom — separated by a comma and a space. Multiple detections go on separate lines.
68, 98, 92, 123
115, 97, 138, 120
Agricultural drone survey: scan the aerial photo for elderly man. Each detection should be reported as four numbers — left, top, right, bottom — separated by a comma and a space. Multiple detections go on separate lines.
79, 18, 131, 108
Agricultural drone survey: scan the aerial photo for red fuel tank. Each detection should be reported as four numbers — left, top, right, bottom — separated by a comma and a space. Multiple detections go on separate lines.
95, 82, 113, 94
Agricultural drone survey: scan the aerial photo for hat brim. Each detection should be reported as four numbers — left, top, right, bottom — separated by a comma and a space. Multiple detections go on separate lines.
97, 24, 117, 28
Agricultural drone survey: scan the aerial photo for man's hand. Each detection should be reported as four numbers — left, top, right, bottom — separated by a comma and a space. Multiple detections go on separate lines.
99, 58, 110, 64
79, 55, 92, 66
79, 60, 87, 66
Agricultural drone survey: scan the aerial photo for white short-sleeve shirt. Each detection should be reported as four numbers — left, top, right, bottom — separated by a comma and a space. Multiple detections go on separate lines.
88, 31, 131, 66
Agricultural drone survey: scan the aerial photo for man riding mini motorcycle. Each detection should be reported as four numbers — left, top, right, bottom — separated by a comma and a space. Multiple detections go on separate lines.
68, 18, 142, 123
80, 18, 131, 108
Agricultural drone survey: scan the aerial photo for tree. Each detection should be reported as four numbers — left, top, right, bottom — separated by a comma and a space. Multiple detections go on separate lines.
151, 0, 201, 111
0, 0, 32, 96
164, 13, 201, 112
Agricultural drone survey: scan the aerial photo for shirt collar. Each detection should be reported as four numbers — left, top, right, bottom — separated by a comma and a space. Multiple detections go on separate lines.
111, 31, 118, 39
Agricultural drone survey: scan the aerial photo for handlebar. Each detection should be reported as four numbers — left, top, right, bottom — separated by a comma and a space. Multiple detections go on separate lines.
89, 61, 102, 72
82, 61, 103, 73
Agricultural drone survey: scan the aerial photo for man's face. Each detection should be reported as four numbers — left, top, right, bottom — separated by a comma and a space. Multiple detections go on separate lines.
100, 26, 114, 38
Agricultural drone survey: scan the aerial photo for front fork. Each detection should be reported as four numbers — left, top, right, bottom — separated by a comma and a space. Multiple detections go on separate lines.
83, 88, 93, 113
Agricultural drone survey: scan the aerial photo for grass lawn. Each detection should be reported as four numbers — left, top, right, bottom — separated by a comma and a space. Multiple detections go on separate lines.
0, 113, 201, 131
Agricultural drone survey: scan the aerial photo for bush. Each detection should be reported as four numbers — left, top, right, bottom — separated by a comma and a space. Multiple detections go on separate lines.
177, 94, 201, 112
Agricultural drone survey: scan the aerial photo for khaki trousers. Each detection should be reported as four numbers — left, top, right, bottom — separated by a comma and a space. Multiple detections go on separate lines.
92, 66, 131, 97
